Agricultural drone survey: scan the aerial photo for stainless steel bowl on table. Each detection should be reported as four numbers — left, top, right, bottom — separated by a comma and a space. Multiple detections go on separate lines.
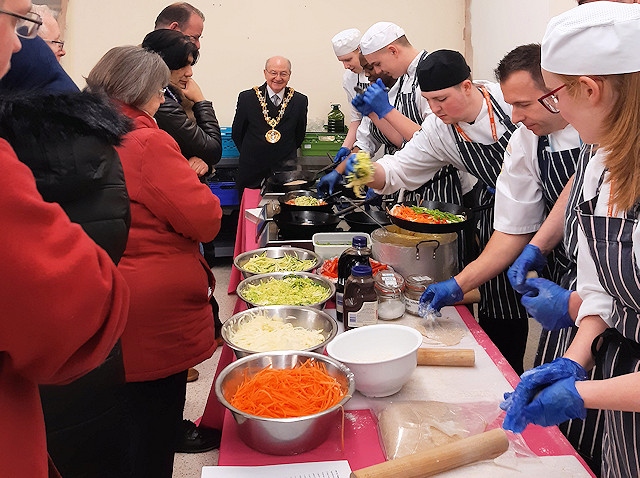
233, 246, 322, 279
221, 305, 338, 359
236, 271, 335, 309
215, 351, 355, 455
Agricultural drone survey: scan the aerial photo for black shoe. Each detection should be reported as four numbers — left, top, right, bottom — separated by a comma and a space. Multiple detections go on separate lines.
175, 419, 221, 453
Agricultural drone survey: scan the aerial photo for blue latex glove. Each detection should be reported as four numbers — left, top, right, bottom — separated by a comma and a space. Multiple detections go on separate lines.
501, 357, 587, 433
363, 78, 393, 119
507, 244, 547, 295
352, 94, 374, 116
317, 169, 343, 196
521, 278, 574, 331
504, 377, 586, 433
333, 147, 351, 164
418, 278, 464, 317
363, 187, 382, 211
344, 153, 358, 177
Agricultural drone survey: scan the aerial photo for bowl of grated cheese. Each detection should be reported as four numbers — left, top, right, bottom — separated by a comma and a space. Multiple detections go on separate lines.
222, 305, 338, 358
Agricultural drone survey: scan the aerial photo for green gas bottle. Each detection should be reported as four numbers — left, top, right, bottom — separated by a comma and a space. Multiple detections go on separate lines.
327, 104, 345, 133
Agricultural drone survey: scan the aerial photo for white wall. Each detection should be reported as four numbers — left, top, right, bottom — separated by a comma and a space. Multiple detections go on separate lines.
61, 0, 576, 127
63, 0, 466, 128
468, 0, 577, 82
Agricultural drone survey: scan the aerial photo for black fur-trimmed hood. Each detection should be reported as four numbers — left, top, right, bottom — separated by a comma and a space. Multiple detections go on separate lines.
0, 90, 131, 145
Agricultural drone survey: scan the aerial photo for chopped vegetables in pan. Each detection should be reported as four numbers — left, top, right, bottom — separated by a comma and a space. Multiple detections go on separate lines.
389, 204, 465, 224
285, 196, 328, 206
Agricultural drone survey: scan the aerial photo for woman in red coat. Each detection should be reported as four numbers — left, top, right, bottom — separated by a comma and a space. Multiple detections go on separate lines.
86, 45, 222, 478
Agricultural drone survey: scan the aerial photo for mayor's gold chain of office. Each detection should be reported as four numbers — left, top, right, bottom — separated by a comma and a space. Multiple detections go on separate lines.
253, 86, 295, 143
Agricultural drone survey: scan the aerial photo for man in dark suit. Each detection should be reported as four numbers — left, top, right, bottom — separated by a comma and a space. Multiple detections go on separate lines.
232, 56, 308, 191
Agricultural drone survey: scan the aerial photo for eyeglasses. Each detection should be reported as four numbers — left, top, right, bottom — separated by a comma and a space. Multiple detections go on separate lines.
46, 39, 64, 51
158, 87, 168, 98
537, 84, 566, 114
0, 8, 43, 39
266, 70, 290, 79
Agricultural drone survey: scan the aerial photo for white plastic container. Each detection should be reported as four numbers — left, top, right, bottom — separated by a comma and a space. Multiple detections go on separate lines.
312, 232, 372, 260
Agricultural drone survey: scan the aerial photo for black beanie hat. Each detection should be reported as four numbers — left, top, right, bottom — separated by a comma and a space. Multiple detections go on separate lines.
417, 49, 471, 92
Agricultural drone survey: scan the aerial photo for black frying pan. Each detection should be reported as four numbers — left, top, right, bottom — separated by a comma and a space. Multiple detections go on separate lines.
344, 210, 390, 233
387, 200, 472, 234
266, 171, 317, 193
278, 189, 339, 213
272, 210, 341, 239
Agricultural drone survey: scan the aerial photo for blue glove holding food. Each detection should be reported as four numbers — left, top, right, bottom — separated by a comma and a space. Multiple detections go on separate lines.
501, 357, 587, 433
364, 187, 382, 211
418, 278, 464, 317
344, 153, 358, 177
520, 377, 586, 429
333, 147, 351, 164
317, 169, 343, 196
507, 244, 547, 294
352, 94, 374, 116
521, 278, 574, 331
363, 78, 393, 119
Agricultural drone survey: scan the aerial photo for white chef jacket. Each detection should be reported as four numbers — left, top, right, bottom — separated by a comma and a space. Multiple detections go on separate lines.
342, 70, 369, 123
375, 81, 512, 195
353, 50, 430, 153
575, 149, 640, 326
493, 123, 581, 234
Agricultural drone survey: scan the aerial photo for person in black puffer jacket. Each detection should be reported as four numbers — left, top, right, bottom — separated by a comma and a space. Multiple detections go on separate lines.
0, 90, 134, 478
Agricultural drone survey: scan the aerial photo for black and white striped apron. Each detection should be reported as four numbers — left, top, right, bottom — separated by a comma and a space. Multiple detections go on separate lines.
577, 178, 640, 478
451, 91, 522, 321
370, 51, 463, 206
532, 144, 604, 474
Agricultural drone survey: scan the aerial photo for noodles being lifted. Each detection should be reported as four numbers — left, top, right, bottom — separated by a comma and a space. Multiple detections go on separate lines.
227, 313, 325, 351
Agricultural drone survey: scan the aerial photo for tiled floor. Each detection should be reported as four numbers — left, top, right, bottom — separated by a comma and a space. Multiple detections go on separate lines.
172, 259, 543, 477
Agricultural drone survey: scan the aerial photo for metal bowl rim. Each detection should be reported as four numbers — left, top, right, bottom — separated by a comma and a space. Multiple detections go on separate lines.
236, 271, 336, 307
233, 247, 323, 276
215, 350, 355, 422
221, 305, 338, 355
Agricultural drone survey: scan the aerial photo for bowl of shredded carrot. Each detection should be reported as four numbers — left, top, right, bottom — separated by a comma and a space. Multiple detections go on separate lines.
215, 351, 355, 455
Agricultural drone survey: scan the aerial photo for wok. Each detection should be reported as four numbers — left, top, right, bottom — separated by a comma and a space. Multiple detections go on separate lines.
273, 210, 341, 239
344, 210, 390, 234
387, 200, 472, 234
265, 171, 317, 193
278, 189, 338, 213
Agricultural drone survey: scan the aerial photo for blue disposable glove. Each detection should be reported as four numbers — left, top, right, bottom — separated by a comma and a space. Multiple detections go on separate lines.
418, 278, 464, 317
503, 377, 586, 433
333, 147, 351, 164
317, 169, 343, 196
352, 94, 374, 116
344, 153, 358, 177
521, 278, 574, 331
364, 187, 383, 211
501, 357, 587, 433
507, 244, 547, 294
363, 78, 393, 119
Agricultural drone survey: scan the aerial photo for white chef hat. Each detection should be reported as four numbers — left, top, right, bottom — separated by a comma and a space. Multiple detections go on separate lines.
360, 22, 405, 55
332, 28, 362, 57
542, 2, 640, 75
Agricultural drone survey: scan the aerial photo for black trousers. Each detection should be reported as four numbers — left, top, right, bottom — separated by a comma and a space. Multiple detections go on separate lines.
126, 370, 188, 478
479, 317, 529, 375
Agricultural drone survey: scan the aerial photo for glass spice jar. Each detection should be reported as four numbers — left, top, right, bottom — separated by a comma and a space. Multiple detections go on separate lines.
404, 274, 434, 316
374, 271, 406, 320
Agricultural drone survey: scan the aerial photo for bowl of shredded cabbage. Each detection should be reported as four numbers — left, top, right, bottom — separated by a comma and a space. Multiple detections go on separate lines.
234, 247, 322, 279
222, 305, 338, 358
236, 272, 335, 309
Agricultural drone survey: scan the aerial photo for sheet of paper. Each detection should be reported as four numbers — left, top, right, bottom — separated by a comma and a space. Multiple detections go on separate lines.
202, 460, 352, 478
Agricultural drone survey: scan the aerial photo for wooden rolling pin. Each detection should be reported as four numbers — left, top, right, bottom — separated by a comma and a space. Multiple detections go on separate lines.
417, 348, 475, 367
350, 428, 509, 478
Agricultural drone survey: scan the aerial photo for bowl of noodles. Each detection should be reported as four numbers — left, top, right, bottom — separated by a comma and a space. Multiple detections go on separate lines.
215, 351, 355, 455
234, 247, 322, 279
236, 272, 335, 309
221, 305, 338, 358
